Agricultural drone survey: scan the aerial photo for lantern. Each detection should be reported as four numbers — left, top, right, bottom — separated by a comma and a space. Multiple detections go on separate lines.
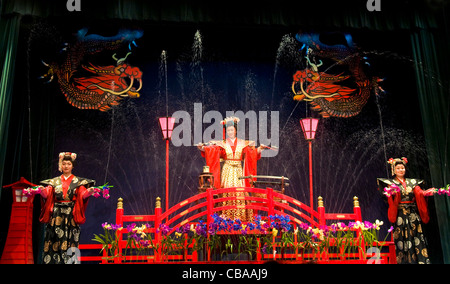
300, 117, 319, 140
300, 117, 319, 215
198, 166, 215, 193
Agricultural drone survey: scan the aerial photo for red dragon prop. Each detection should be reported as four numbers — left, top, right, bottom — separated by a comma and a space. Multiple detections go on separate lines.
292, 33, 382, 118
40, 29, 143, 111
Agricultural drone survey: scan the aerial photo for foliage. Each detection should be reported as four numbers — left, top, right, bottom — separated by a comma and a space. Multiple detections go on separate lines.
92, 214, 393, 262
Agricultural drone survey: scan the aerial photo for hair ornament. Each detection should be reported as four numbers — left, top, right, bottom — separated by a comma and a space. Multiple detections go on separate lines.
58, 152, 77, 172
387, 157, 408, 176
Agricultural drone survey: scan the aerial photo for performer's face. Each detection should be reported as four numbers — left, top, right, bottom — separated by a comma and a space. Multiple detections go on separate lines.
394, 164, 405, 178
61, 160, 73, 175
226, 126, 236, 139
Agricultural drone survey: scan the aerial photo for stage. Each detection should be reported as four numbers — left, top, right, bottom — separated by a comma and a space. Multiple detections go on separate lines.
1, 0, 449, 265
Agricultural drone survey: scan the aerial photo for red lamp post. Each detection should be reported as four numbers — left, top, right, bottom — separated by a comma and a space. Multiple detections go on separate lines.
159, 117, 176, 213
300, 117, 319, 214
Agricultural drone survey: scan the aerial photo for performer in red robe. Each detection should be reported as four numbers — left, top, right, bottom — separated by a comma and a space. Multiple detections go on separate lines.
377, 157, 436, 264
198, 117, 264, 222
38, 152, 95, 264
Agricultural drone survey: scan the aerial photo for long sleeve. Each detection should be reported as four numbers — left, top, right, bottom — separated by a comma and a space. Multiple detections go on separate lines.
387, 193, 400, 223
39, 185, 52, 199
201, 145, 223, 189
39, 187, 54, 223
78, 185, 92, 199
73, 185, 89, 225
243, 146, 261, 188
414, 186, 430, 224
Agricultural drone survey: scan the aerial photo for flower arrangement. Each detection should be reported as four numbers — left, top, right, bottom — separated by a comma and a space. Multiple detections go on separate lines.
93, 214, 393, 263
22, 186, 45, 197
22, 183, 113, 199
430, 184, 450, 196
91, 183, 113, 199
383, 184, 401, 197
92, 222, 123, 261
383, 183, 450, 197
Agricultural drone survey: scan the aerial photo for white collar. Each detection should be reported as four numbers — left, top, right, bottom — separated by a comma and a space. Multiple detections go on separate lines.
62, 174, 73, 180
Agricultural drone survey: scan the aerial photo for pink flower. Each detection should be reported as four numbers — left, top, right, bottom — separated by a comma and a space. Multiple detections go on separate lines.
383, 184, 400, 197
22, 186, 42, 197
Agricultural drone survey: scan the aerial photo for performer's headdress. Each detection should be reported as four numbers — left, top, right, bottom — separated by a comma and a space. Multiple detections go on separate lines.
58, 152, 77, 172
387, 157, 408, 176
221, 116, 240, 141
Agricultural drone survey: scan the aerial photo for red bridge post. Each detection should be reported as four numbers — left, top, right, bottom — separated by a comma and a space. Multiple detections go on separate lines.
115, 198, 124, 263
318, 196, 326, 226
267, 187, 274, 216
154, 197, 162, 262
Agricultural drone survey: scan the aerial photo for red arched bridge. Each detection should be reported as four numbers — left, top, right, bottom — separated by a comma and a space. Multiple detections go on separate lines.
79, 186, 396, 264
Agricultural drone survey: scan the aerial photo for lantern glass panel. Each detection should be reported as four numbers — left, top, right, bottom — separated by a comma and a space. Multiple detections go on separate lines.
159, 117, 176, 139
300, 118, 319, 140
15, 190, 22, 202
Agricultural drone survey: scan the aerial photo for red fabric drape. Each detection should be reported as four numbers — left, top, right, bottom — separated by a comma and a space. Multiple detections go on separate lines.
414, 186, 430, 224
243, 146, 261, 187
201, 146, 222, 189
387, 194, 400, 223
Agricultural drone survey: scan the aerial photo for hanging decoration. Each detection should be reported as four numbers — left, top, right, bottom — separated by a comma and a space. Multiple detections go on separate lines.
292, 33, 383, 118
40, 28, 144, 111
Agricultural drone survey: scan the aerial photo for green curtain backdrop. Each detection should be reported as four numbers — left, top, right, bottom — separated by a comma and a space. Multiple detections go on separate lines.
0, 14, 21, 199
0, 0, 439, 31
411, 28, 450, 264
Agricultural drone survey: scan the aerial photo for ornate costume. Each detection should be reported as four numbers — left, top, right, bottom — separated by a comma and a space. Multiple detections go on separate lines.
201, 139, 260, 222
200, 117, 261, 222
377, 157, 431, 264
39, 153, 95, 264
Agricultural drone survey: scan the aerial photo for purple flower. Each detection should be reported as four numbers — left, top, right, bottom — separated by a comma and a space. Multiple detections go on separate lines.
262, 244, 268, 254
319, 225, 329, 234
182, 223, 190, 234
195, 224, 207, 237
139, 240, 151, 248
330, 224, 338, 233
126, 223, 136, 233
299, 222, 310, 231
129, 233, 141, 242
364, 221, 374, 229
158, 224, 171, 236
111, 223, 122, 230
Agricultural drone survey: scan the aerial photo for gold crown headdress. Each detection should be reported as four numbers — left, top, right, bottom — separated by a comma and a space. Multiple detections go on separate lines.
221, 116, 240, 126
387, 157, 408, 176
58, 152, 77, 172
221, 116, 240, 140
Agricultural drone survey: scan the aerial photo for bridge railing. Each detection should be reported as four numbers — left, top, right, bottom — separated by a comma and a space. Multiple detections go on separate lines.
79, 187, 396, 263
